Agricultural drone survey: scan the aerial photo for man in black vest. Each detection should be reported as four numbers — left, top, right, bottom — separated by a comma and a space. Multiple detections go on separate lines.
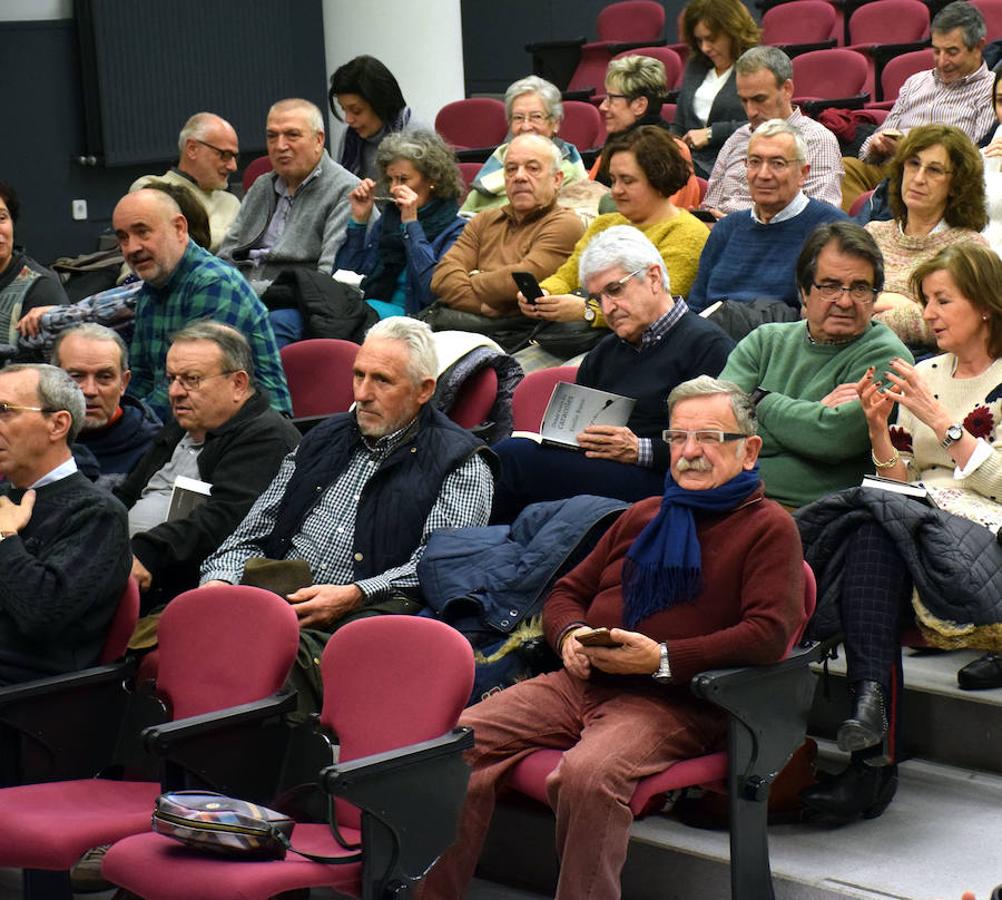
200, 317, 495, 635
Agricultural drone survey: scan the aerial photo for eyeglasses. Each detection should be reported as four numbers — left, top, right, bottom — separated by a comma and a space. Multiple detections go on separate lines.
511, 112, 551, 125
194, 139, 239, 165
811, 281, 878, 304
903, 158, 952, 180
0, 402, 55, 418
586, 267, 646, 305
662, 429, 749, 446
164, 371, 236, 392
603, 92, 631, 103
745, 156, 800, 173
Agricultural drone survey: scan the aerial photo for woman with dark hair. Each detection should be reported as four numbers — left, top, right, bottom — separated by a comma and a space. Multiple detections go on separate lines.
798, 242, 1002, 822
672, 0, 761, 178
0, 181, 69, 351
864, 125, 988, 349
329, 55, 412, 181
335, 128, 466, 318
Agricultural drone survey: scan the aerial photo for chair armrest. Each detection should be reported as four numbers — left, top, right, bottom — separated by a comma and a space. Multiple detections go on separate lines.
606, 39, 667, 55
801, 95, 868, 117
0, 658, 135, 707
455, 147, 496, 164
524, 37, 586, 53
320, 728, 474, 896
774, 39, 836, 58
560, 88, 597, 102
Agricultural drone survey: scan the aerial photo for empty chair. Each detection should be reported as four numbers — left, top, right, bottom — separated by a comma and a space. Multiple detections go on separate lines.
511, 366, 579, 432
103, 616, 476, 900
434, 98, 508, 152
279, 338, 358, 420
761, 0, 838, 56
845, 0, 930, 101
865, 47, 934, 109
559, 100, 605, 151
791, 48, 870, 111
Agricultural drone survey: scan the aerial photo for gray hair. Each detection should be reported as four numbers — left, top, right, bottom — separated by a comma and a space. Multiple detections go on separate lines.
504, 132, 562, 174
364, 317, 439, 385
170, 320, 256, 386
503, 75, 564, 125
735, 45, 793, 86
375, 128, 464, 201
667, 375, 758, 436
932, 0, 986, 47
1, 363, 86, 443
51, 323, 129, 372
268, 98, 325, 135
578, 224, 670, 292
749, 118, 807, 161
177, 112, 231, 156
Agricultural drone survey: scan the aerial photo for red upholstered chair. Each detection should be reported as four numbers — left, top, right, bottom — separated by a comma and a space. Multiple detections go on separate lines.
102, 616, 476, 900
511, 366, 579, 432
446, 366, 499, 431
0, 586, 299, 899
791, 48, 870, 116
972, 0, 1002, 40
660, 101, 677, 125
280, 337, 358, 423
559, 100, 605, 152
241, 155, 273, 193
762, 0, 838, 57
435, 98, 508, 153
99, 577, 140, 664
610, 45, 683, 92
506, 561, 824, 900
865, 48, 934, 110
848, 188, 876, 218
457, 161, 482, 199
844, 0, 930, 101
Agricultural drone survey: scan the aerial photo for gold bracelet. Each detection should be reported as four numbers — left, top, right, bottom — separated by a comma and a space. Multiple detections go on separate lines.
871, 447, 900, 469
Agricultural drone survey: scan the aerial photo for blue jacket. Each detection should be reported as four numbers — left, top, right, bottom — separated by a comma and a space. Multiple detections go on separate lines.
334, 216, 467, 314
418, 495, 627, 636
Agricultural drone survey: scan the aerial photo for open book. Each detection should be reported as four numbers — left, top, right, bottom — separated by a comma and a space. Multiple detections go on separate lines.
511, 382, 635, 450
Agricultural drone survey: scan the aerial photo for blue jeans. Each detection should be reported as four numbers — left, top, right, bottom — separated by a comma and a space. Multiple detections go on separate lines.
268, 309, 304, 348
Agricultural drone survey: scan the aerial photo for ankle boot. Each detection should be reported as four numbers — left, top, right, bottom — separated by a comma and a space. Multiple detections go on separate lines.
837, 680, 887, 753
801, 760, 898, 823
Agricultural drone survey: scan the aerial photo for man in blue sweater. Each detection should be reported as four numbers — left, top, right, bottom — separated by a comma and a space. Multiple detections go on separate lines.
688, 119, 846, 333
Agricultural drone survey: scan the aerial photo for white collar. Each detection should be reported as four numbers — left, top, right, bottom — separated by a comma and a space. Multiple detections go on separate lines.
30, 456, 78, 489
751, 190, 809, 225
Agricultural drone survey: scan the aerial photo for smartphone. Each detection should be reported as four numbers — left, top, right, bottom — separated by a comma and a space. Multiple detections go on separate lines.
574, 627, 622, 648
512, 271, 544, 305
691, 209, 718, 224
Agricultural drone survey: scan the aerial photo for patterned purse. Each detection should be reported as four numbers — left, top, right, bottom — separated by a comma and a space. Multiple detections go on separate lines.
152, 791, 360, 863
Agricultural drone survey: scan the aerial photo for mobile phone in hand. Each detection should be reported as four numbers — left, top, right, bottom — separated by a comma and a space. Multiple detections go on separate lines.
512, 271, 544, 305
574, 627, 622, 648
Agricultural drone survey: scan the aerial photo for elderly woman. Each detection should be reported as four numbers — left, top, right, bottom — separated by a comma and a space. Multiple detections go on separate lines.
593, 55, 701, 209
797, 242, 1002, 823
329, 55, 414, 181
864, 125, 988, 350
329, 129, 466, 320
0, 181, 69, 349
672, 0, 761, 178
516, 126, 709, 358
461, 76, 588, 215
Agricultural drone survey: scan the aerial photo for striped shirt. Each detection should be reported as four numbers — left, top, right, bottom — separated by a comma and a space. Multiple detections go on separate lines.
858, 63, 996, 159
703, 107, 844, 214
201, 415, 494, 598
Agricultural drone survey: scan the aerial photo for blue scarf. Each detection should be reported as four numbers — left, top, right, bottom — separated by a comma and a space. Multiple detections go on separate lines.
621, 467, 761, 629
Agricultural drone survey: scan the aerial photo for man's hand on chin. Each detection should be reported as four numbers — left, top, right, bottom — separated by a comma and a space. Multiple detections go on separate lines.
288, 583, 363, 629
582, 628, 661, 675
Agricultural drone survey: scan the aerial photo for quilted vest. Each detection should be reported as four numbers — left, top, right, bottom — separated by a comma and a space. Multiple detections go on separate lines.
0, 259, 40, 343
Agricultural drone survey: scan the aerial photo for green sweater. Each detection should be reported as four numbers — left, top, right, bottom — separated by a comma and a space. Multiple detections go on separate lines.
721, 321, 912, 507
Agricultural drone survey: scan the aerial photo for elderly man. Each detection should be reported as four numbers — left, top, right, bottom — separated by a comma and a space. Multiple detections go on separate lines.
200, 318, 495, 703
0, 364, 129, 684
418, 375, 805, 900
492, 226, 733, 521
130, 112, 241, 252
428, 132, 584, 349
703, 46, 843, 216
53, 324, 160, 488
841, 1, 995, 212
689, 120, 847, 329
113, 187, 290, 421
115, 322, 299, 614
219, 98, 358, 298
720, 221, 912, 508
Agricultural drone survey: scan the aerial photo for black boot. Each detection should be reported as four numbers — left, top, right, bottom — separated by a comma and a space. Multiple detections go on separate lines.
837, 680, 887, 753
957, 652, 1002, 690
801, 760, 898, 824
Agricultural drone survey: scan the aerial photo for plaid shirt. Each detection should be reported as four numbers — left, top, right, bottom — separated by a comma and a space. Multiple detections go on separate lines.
127, 241, 291, 420
201, 415, 494, 598
703, 107, 844, 214
858, 63, 996, 159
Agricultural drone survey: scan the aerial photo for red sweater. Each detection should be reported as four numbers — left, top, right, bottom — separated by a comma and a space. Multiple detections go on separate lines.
543, 486, 805, 688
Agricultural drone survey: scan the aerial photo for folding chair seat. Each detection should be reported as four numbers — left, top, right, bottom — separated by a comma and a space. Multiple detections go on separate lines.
0, 586, 299, 899
280, 337, 359, 427
791, 48, 870, 116
505, 562, 826, 900
761, 0, 838, 57
103, 616, 476, 900
435, 98, 508, 162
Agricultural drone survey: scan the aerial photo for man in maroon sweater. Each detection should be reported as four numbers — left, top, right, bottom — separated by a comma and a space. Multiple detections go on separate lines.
418, 375, 806, 900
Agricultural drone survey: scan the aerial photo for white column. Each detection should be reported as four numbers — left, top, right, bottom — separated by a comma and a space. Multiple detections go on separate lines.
321, 0, 465, 157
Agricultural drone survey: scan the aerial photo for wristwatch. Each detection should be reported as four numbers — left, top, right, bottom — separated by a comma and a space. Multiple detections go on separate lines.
941, 423, 964, 449
583, 298, 599, 323
652, 642, 673, 684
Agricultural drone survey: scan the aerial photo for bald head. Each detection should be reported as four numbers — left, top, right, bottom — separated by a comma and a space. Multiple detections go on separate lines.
178, 112, 239, 190
113, 188, 189, 287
